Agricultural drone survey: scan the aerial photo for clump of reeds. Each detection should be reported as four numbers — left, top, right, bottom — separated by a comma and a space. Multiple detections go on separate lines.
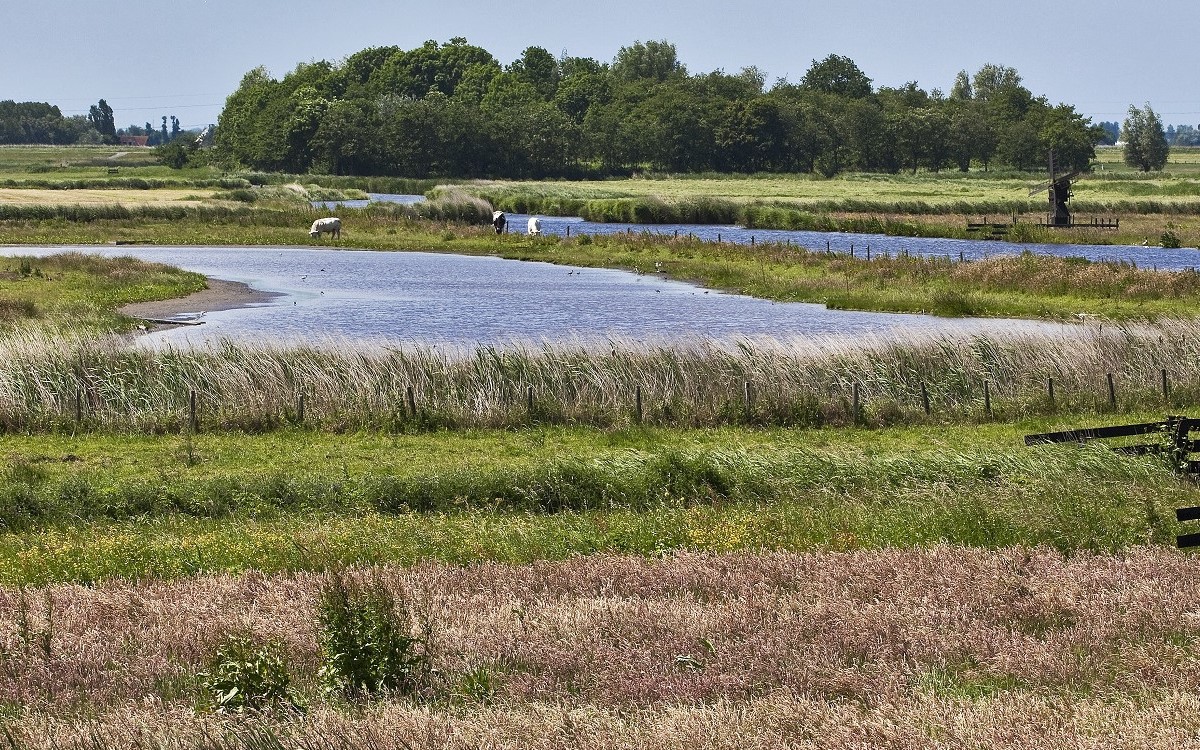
2, 320, 1200, 433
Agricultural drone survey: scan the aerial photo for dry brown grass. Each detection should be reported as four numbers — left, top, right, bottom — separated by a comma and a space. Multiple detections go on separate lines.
3, 547, 1200, 747
0, 187, 213, 206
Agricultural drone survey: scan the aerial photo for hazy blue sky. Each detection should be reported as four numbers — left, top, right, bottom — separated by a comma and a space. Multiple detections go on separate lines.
5, 0, 1197, 131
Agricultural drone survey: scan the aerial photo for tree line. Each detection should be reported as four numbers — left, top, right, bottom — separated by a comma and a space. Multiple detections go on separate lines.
213, 39, 1104, 178
0, 98, 192, 146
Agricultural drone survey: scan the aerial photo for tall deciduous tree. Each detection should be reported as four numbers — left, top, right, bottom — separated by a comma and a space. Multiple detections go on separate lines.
801, 55, 872, 99
612, 40, 684, 82
1122, 103, 1169, 171
87, 99, 116, 142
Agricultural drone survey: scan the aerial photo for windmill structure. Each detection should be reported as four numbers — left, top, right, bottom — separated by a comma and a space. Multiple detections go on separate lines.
1029, 150, 1080, 228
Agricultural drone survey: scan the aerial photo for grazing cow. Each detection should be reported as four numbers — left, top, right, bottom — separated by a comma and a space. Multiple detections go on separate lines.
527, 216, 542, 235
309, 217, 341, 240
492, 210, 507, 234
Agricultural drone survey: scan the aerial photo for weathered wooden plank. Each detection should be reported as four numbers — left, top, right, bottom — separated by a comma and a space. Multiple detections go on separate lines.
1176, 507, 1200, 523
1177, 532, 1200, 549
1024, 421, 1167, 445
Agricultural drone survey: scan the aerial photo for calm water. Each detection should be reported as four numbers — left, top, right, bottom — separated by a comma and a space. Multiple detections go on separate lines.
313, 193, 427, 210
15, 245, 1067, 347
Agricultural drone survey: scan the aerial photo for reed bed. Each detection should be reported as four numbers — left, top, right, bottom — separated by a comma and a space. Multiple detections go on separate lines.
2, 547, 1200, 747
4, 321, 1200, 433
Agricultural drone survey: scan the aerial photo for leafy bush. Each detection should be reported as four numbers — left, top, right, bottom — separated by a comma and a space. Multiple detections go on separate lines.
200, 636, 302, 712
317, 571, 428, 700
1161, 230, 1182, 248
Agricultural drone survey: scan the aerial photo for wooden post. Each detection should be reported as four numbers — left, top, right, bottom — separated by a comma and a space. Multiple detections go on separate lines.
920, 382, 930, 415
189, 389, 198, 433
566, 226, 570, 238
1048, 377, 1055, 404
1107, 373, 1117, 408
635, 385, 643, 424
406, 386, 416, 417
866, 246, 871, 260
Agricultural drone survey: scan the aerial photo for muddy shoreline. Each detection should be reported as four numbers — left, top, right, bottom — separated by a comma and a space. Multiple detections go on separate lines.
119, 278, 278, 325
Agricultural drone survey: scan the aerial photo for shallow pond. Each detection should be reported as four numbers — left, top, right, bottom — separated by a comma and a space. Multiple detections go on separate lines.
15, 245, 1067, 348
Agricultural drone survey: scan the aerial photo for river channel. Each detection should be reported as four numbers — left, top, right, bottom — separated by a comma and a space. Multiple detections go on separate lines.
16, 244, 1068, 348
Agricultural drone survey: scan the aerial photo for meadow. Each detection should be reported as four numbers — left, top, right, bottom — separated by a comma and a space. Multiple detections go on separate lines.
4, 148, 1200, 746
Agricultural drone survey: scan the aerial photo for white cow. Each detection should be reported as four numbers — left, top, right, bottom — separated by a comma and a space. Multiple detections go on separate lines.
527, 216, 542, 235
309, 217, 341, 240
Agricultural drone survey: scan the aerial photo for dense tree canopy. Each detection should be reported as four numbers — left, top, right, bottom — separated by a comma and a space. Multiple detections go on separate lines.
204, 41, 1101, 179
0, 101, 98, 144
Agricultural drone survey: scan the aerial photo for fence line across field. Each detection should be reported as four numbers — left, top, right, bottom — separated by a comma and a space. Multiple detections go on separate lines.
62, 367, 1187, 430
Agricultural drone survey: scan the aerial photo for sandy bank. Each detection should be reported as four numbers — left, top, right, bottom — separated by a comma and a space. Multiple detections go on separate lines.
119, 278, 278, 322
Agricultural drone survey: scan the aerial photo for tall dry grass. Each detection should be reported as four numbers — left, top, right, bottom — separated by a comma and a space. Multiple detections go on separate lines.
3, 320, 1200, 432
2, 547, 1200, 747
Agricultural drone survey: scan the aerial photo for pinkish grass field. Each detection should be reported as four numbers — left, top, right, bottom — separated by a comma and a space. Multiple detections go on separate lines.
4, 546, 1200, 748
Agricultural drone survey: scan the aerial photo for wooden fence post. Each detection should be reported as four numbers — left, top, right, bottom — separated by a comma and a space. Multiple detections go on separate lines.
406, 386, 416, 417
189, 389, 198, 433
920, 382, 930, 416
635, 385, 643, 424
1107, 373, 1117, 408
1048, 377, 1055, 404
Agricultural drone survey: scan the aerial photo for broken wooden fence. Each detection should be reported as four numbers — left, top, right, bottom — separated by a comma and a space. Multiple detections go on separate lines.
1026, 416, 1200, 548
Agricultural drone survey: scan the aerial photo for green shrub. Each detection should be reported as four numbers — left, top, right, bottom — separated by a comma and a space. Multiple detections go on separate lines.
200, 636, 302, 713
317, 571, 429, 700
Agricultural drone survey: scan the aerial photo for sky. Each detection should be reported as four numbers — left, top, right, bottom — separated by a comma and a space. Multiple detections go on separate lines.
5, 0, 1198, 132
